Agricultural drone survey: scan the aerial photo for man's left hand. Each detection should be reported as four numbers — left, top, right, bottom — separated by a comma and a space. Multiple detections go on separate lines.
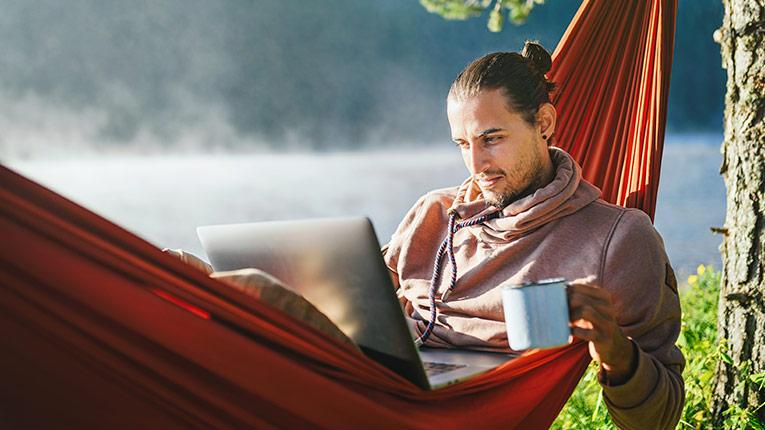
566, 277, 636, 385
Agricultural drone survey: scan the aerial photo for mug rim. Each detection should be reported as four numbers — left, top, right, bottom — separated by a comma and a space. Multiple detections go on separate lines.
502, 277, 567, 290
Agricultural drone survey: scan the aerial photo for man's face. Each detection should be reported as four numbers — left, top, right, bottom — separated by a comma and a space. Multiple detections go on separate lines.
447, 88, 551, 208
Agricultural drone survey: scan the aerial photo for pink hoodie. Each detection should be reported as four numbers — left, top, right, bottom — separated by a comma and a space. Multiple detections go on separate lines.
384, 147, 684, 429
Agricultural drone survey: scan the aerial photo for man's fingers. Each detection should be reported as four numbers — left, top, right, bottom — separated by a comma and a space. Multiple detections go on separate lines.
569, 304, 613, 330
568, 291, 615, 319
570, 326, 599, 343
567, 275, 597, 287
567, 282, 612, 302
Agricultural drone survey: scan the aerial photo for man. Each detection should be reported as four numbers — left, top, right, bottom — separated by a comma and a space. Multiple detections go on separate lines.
168, 43, 684, 429
382, 44, 684, 429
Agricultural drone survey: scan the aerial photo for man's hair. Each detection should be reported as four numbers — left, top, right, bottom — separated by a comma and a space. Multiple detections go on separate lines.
448, 41, 557, 125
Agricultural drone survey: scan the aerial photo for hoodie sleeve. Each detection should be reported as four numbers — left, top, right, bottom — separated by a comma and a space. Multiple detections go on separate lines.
382, 193, 430, 279
599, 209, 685, 430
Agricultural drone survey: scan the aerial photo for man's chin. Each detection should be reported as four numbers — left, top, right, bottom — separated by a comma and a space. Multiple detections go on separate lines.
484, 191, 509, 209
485, 189, 526, 209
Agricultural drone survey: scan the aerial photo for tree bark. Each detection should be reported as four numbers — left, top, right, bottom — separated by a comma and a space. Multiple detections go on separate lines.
713, 0, 765, 424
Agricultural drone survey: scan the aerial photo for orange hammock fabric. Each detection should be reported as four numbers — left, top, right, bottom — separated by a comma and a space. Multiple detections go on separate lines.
0, 1, 676, 428
552, 0, 676, 220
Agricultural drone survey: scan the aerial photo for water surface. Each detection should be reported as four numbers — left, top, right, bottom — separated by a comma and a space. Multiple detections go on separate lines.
6, 140, 725, 278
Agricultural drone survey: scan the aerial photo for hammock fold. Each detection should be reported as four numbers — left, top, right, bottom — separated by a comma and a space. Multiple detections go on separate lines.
0, 0, 677, 428
552, 0, 677, 219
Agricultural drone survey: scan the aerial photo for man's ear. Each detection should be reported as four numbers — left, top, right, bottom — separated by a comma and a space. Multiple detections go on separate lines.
537, 103, 557, 143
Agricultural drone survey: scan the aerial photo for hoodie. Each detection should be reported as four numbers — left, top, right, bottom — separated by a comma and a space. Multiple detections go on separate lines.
383, 146, 685, 429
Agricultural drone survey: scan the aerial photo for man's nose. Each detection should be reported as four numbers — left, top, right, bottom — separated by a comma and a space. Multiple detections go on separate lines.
468, 142, 489, 174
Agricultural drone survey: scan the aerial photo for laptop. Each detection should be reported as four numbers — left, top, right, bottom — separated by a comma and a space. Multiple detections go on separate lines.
197, 217, 513, 390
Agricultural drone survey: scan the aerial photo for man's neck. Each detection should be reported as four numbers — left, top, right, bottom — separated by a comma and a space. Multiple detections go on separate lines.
538, 155, 556, 189
494, 152, 557, 209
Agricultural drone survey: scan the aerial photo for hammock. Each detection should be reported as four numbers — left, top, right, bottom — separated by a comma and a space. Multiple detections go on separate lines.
0, 1, 676, 428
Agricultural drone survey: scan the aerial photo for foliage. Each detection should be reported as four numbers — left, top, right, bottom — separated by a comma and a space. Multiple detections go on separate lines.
718, 351, 765, 430
677, 265, 722, 429
419, 0, 489, 21
551, 265, 763, 429
419, 0, 546, 32
551, 359, 612, 429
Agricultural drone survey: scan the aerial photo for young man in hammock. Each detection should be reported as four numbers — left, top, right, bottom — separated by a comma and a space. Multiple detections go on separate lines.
379, 42, 685, 429
168, 42, 684, 429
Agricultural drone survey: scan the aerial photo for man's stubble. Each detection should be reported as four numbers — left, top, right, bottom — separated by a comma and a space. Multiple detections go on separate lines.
485, 147, 548, 209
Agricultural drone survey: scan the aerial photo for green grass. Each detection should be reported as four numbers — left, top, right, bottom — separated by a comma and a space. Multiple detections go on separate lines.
551, 265, 736, 429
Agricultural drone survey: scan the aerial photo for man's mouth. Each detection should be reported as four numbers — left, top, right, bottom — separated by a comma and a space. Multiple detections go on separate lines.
477, 175, 503, 188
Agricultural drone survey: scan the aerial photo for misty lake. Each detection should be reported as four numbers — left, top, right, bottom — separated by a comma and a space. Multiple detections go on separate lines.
5, 136, 725, 279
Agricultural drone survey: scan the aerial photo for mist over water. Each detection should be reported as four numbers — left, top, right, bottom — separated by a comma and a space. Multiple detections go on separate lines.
0, 0, 565, 156
7, 136, 725, 278
0, 0, 723, 158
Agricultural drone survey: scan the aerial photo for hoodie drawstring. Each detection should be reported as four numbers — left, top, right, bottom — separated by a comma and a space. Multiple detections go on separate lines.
415, 210, 501, 347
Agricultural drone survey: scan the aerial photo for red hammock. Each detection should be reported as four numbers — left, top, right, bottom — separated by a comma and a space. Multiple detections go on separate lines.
0, 1, 676, 428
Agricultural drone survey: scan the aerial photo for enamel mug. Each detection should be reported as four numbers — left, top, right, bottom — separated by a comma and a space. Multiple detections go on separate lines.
501, 278, 571, 350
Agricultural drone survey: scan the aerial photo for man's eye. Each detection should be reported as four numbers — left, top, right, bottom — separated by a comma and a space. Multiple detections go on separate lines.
484, 136, 501, 144
454, 141, 468, 149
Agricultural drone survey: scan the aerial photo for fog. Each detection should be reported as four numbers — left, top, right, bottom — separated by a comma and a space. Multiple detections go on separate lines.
7, 138, 725, 276
0, 0, 724, 159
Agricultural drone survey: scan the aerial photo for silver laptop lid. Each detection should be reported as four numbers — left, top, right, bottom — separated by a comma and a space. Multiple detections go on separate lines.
197, 217, 430, 389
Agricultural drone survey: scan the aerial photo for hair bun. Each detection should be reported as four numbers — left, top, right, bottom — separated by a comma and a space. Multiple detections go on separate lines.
522, 41, 552, 74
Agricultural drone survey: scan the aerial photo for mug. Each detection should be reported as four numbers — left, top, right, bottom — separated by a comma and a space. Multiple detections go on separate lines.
501, 278, 571, 350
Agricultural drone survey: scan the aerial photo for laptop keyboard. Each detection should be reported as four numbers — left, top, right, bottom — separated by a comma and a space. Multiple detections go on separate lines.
423, 361, 467, 377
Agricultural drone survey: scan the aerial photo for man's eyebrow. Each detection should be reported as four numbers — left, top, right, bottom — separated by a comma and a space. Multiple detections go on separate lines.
452, 128, 505, 142
478, 128, 504, 137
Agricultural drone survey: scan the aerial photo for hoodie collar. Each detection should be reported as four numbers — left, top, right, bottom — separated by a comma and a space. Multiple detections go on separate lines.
448, 146, 601, 241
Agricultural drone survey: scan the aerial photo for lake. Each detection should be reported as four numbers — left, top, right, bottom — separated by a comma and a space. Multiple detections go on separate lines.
5, 137, 725, 279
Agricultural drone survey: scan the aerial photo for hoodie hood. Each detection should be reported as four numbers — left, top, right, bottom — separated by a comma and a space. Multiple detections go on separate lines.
448, 146, 602, 242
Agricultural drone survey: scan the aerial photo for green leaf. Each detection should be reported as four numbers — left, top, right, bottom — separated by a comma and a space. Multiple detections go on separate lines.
750, 372, 765, 388
508, 2, 533, 25
419, 0, 541, 29
591, 388, 602, 421
419, 0, 485, 20
487, 1, 504, 32
749, 412, 765, 430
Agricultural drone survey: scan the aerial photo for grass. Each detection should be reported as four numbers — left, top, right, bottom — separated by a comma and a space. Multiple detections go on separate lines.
550, 265, 763, 429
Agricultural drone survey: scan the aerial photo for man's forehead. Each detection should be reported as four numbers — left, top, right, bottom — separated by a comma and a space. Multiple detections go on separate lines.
448, 101, 514, 138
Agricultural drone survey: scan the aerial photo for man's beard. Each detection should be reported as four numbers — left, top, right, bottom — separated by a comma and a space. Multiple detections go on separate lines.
485, 180, 540, 208
484, 152, 548, 209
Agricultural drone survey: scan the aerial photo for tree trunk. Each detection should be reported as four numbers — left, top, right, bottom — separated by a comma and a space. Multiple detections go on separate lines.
712, 0, 765, 425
